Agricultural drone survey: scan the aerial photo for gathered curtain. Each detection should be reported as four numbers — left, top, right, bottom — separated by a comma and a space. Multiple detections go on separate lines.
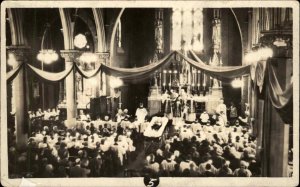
7, 50, 252, 83
255, 60, 267, 93
101, 52, 174, 82
268, 62, 293, 109
26, 63, 74, 82
6, 63, 24, 82
101, 52, 174, 75
6, 50, 293, 123
180, 50, 251, 80
75, 64, 102, 79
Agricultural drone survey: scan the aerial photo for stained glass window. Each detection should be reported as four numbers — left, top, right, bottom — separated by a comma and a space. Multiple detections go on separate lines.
171, 8, 203, 51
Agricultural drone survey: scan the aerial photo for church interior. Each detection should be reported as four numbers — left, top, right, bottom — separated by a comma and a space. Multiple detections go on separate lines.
3, 7, 295, 180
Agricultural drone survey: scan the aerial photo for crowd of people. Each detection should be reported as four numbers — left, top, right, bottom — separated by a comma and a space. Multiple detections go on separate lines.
143, 117, 260, 177
8, 108, 146, 178
7, 98, 259, 178
28, 108, 60, 121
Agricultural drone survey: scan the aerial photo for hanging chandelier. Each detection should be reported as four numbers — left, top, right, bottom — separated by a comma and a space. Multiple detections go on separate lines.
231, 78, 243, 88
109, 76, 123, 89
79, 52, 98, 64
7, 53, 17, 67
37, 23, 59, 65
244, 47, 273, 64
37, 49, 59, 64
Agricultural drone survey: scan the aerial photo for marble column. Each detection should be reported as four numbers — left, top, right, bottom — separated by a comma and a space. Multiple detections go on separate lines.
60, 50, 78, 128
7, 46, 31, 149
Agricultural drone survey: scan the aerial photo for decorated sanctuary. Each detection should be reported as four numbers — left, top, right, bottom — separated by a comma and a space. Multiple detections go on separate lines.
4, 7, 294, 179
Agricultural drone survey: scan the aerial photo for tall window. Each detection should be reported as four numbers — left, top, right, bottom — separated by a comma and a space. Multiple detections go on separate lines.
171, 8, 204, 51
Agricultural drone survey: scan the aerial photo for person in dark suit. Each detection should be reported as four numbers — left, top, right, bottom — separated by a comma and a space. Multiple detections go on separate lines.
69, 158, 85, 177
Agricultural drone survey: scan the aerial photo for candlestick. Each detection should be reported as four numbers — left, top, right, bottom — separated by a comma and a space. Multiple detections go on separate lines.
118, 88, 122, 110
197, 70, 201, 90
163, 70, 167, 87
159, 72, 162, 87
192, 69, 196, 90
169, 70, 172, 88
203, 73, 206, 84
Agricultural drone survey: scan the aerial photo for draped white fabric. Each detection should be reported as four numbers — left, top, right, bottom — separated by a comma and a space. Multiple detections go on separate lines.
178, 50, 251, 80
268, 63, 293, 109
6, 50, 293, 121
6, 63, 24, 82
27, 64, 73, 82
75, 64, 102, 79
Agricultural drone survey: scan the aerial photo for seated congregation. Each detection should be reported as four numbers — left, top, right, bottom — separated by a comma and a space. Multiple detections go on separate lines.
7, 100, 259, 178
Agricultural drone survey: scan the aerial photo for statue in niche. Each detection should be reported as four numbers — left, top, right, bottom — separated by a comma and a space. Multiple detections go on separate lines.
172, 79, 179, 87
33, 81, 40, 98
212, 78, 220, 88
76, 73, 83, 92
155, 19, 163, 53
152, 53, 158, 63
150, 53, 159, 86
211, 18, 222, 88
211, 51, 221, 67
212, 18, 221, 51
181, 73, 188, 85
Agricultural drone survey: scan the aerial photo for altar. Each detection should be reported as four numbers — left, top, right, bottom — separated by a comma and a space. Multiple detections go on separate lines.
148, 91, 222, 116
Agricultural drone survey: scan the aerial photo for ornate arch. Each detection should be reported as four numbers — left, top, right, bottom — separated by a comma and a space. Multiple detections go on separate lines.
92, 8, 106, 52
59, 8, 74, 50
109, 8, 125, 65
7, 9, 25, 45
230, 8, 244, 63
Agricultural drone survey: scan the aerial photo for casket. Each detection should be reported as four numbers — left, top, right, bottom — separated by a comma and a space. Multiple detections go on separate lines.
143, 116, 168, 138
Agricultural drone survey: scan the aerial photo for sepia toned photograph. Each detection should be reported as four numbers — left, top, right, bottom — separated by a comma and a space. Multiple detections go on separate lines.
0, 1, 299, 186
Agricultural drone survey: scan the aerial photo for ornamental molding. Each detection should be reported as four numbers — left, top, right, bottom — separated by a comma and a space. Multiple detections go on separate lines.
6, 45, 31, 62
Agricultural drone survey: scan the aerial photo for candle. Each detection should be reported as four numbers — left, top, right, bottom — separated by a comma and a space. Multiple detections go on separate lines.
197, 70, 201, 90
169, 70, 172, 88
173, 70, 177, 84
203, 73, 206, 87
191, 98, 194, 113
192, 69, 196, 90
159, 72, 162, 87
163, 70, 167, 86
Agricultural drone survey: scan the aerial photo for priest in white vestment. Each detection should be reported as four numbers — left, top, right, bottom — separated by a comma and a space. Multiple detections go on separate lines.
216, 98, 227, 124
135, 103, 148, 123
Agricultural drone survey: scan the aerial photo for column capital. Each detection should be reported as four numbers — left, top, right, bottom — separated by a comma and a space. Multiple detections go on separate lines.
95, 52, 110, 59
60, 50, 81, 62
6, 45, 31, 62
61, 50, 110, 64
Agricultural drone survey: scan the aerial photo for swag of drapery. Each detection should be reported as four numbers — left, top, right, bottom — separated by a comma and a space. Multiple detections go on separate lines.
6, 50, 293, 116
7, 50, 251, 83
268, 62, 293, 109
6, 63, 24, 82
249, 59, 293, 109
248, 58, 293, 124
27, 64, 74, 82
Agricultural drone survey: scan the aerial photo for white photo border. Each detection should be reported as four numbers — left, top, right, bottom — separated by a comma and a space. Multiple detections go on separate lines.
1, 1, 299, 186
